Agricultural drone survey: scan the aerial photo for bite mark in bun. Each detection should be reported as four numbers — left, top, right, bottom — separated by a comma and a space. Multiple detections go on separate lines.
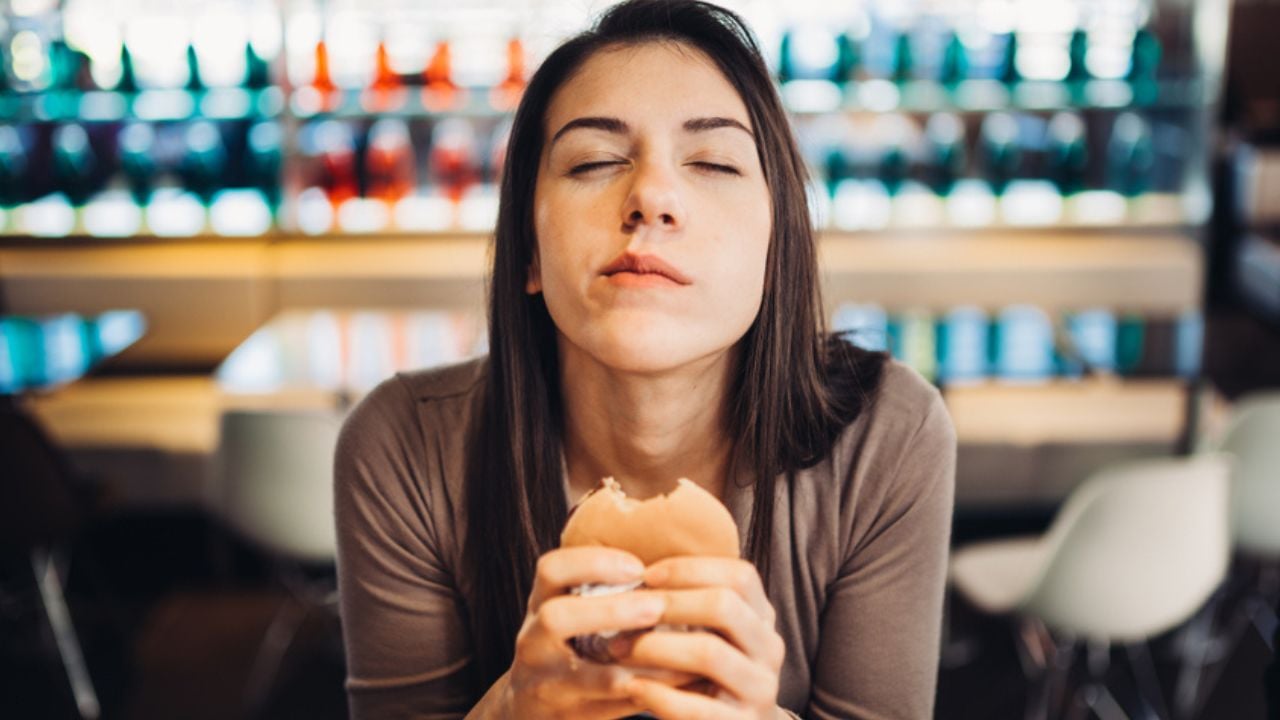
558, 477, 741, 663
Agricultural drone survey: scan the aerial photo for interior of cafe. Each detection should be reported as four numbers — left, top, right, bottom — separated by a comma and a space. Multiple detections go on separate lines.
1, 0, 1278, 718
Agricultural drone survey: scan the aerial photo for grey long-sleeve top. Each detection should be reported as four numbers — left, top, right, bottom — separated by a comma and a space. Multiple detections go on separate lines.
335, 357, 956, 719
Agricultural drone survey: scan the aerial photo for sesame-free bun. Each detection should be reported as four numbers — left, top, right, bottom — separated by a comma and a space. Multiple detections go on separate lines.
560, 477, 740, 564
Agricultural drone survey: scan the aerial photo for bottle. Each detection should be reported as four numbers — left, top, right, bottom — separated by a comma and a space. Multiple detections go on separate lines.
938, 306, 989, 383
423, 39, 460, 111
924, 113, 966, 196
979, 112, 1021, 195
1046, 112, 1087, 196
0, 125, 30, 208
179, 122, 227, 206
118, 122, 157, 205
246, 121, 282, 211
245, 42, 269, 90
53, 124, 98, 206
429, 118, 479, 204
365, 118, 415, 204
490, 37, 526, 111
1107, 112, 1154, 197
366, 41, 403, 111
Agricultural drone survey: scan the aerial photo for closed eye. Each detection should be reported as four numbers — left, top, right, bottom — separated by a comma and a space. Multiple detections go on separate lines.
567, 160, 625, 176
691, 161, 741, 176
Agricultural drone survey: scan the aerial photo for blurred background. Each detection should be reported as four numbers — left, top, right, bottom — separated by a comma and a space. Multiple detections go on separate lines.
0, 0, 1277, 718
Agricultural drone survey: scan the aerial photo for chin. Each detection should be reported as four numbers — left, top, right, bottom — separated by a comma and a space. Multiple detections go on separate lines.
578, 317, 740, 375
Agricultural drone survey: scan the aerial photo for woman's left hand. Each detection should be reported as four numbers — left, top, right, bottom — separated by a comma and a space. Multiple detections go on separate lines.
617, 557, 788, 719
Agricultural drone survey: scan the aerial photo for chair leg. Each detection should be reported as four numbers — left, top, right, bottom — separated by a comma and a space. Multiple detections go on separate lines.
31, 548, 100, 720
243, 594, 311, 718
1126, 641, 1172, 720
1018, 619, 1077, 720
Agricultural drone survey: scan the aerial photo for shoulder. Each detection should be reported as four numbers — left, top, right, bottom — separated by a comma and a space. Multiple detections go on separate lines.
869, 359, 951, 445
335, 357, 487, 489
829, 358, 955, 510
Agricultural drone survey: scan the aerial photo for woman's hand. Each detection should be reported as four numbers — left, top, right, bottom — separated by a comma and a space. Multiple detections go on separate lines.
619, 557, 788, 719
505, 545, 692, 719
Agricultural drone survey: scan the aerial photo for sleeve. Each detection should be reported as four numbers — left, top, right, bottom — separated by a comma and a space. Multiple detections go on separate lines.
806, 392, 957, 720
334, 376, 475, 719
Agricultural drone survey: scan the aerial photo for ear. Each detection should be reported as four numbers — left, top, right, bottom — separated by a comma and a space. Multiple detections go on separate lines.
525, 255, 542, 295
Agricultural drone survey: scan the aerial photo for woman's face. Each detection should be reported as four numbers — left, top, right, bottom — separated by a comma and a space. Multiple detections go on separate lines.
531, 41, 772, 374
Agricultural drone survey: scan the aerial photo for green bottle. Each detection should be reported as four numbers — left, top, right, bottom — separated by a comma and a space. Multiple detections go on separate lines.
53, 124, 97, 206
117, 44, 138, 93
118, 123, 157, 205
186, 45, 203, 91
245, 43, 270, 89
939, 31, 968, 86
1115, 314, 1146, 375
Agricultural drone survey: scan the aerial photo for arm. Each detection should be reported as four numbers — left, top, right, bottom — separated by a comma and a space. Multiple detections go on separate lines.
334, 376, 474, 718
807, 394, 957, 720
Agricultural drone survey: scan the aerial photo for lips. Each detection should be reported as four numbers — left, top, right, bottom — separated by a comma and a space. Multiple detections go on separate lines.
599, 252, 692, 285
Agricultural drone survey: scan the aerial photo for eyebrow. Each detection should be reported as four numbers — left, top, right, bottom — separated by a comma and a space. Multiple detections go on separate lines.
548, 115, 754, 147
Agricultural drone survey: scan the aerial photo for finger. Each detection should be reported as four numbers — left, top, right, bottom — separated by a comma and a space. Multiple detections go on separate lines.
531, 547, 646, 610
622, 631, 779, 707
627, 677, 746, 720
575, 698, 651, 720
644, 557, 774, 624
653, 587, 786, 669
529, 591, 666, 651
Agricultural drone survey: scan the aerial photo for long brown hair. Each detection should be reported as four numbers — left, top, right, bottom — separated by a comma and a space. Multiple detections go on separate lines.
462, 0, 887, 693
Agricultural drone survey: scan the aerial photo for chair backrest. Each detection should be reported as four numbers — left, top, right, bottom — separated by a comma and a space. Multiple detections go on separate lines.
0, 401, 81, 552
1215, 391, 1280, 556
215, 409, 344, 565
1020, 454, 1231, 644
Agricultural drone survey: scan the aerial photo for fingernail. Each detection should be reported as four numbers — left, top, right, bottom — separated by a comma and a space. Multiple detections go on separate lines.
643, 565, 668, 586
619, 557, 645, 578
634, 595, 665, 621
608, 633, 635, 659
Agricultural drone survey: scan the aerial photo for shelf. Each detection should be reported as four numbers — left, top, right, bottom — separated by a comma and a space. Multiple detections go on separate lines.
944, 376, 1187, 445
820, 231, 1201, 313
0, 87, 285, 123
23, 373, 1187, 459
0, 230, 1201, 365
781, 78, 1203, 115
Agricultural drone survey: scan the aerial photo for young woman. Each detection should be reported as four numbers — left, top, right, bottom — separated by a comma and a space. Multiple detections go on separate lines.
334, 1, 956, 718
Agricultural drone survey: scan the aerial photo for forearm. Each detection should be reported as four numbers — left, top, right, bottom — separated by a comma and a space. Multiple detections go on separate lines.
464, 670, 513, 720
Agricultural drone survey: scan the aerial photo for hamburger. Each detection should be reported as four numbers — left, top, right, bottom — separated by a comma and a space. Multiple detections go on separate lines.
559, 477, 740, 662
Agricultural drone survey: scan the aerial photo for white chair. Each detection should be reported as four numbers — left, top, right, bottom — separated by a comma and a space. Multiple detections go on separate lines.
1174, 392, 1280, 717
214, 408, 344, 716
950, 454, 1232, 720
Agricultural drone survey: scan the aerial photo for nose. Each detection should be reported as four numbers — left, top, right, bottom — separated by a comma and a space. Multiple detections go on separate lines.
620, 160, 685, 232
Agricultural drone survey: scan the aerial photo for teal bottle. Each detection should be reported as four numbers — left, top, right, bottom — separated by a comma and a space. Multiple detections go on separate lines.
245, 43, 270, 89
0, 126, 28, 206
1107, 112, 1154, 197
118, 123, 156, 205
247, 121, 282, 210
1115, 314, 1146, 375
836, 32, 861, 84
925, 113, 966, 195
117, 44, 137, 93
998, 33, 1019, 87
891, 32, 914, 83
939, 31, 968, 86
1047, 112, 1087, 195
980, 113, 1021, 194
53, 124, 97, 206
1067, 29, 1090, 85
1127, 28, 1162, 84
186, 45, 203, 91
180, 121, 227, 205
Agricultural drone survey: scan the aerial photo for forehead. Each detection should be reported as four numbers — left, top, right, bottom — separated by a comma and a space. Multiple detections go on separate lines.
544, 41, 753, 137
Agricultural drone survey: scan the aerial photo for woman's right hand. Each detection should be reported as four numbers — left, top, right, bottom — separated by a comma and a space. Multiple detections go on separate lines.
503, 546, 679, 719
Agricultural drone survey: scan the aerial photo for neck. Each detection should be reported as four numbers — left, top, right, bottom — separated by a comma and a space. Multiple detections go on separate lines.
559, 339, 737, 504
